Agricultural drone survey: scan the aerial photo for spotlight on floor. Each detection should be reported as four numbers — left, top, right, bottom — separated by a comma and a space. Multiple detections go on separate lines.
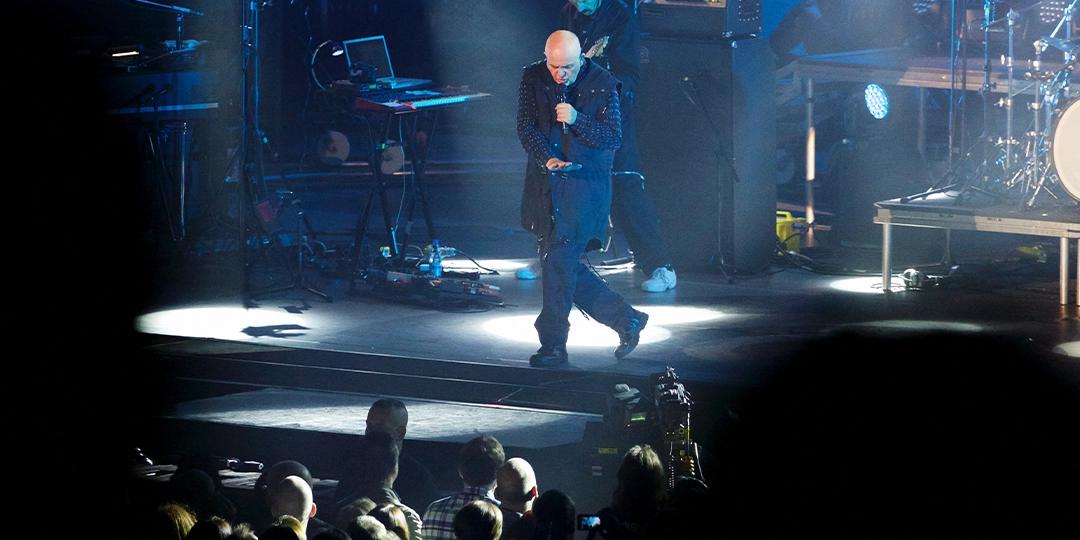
843, 320, 985, 333
481, 306, 729, 347
828, 275, 907, 294
441, 258, 529, 272
135, 305, 308, 340
1054, 341, 1080, 358
482, 313, 672, 347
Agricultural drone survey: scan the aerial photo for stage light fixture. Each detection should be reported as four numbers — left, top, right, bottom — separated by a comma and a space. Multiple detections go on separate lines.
864, 83, 890, 120
1039, 1, 1068, 26
311, 40, 346, 91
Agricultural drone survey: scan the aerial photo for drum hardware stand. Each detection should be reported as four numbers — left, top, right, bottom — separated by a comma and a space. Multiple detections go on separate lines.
947, 0, 961, 169
1005, 8, 1018, 169
906, 1, 1006, 205
977, 2, 1001, 187
1002, 4, 1077, 209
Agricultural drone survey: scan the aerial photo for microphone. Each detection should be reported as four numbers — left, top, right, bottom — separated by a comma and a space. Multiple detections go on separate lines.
555, 83, 569, 134
150, 84, 172, 99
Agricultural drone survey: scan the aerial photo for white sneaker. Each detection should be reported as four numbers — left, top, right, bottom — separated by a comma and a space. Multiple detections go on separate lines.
515, 264, 540, 280
641, 266, 676, 292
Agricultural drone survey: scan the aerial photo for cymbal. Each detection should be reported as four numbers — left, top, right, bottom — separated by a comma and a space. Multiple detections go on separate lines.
1039, 36, 1079, 54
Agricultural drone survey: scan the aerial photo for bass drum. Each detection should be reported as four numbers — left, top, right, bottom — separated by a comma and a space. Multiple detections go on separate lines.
1052, 98, 1080, 202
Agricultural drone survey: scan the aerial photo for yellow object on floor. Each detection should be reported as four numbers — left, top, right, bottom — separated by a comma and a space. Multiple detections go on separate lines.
776, 211, 807, 252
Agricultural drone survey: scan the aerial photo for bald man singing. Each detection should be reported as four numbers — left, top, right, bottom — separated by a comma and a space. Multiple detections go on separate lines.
517, 30, 648, 368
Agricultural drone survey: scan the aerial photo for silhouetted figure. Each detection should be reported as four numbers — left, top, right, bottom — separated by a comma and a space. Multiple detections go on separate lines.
530, 490, 576, 540
711, 331, 1080, 538
362, 398, 439, 511
453, 499, 503, 540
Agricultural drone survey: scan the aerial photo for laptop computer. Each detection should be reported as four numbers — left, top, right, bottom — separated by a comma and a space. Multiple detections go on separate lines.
341, 35, 431, 91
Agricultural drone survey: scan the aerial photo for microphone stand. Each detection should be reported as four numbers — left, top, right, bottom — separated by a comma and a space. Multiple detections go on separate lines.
948, 0, 959, 169
978, 0, 993, 187
908, 2, 1004, 204
241, 0, 331, 304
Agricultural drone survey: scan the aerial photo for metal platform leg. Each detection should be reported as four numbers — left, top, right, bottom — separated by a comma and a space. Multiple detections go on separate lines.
1061, 237, 1069, 305
882, 223, 893, 293
1076, 238, 1079, 307
805, 78, 816, 247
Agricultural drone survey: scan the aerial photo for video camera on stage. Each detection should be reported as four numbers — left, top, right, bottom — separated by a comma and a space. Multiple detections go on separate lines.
651, 367, 705, 488
601, 368, 706, 487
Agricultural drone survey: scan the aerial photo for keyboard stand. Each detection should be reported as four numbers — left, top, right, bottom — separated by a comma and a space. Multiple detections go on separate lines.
350, 107, 440, 268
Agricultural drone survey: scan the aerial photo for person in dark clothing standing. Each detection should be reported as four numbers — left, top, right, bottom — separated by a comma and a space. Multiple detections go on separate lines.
348, 399, 439, 513
526, 0, 675, 293
517, 30, 649, 368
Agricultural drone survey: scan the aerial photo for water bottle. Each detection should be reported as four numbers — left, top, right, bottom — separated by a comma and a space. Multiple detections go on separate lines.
431, 239, 443, 277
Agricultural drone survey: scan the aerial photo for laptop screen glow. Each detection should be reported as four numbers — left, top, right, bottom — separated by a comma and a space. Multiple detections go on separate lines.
342, 35, 395, 82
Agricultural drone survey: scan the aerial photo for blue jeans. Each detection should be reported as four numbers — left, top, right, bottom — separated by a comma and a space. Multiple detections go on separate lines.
611, 173, 666, 272
611, 90, 667, 272
534, 239, 634, 349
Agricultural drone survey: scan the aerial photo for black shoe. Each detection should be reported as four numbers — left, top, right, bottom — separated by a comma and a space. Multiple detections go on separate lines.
614, 311, 649, 360
529, 345, 568, 368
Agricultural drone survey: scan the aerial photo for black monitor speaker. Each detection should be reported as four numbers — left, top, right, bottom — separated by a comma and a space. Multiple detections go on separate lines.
638, 35, 776, 272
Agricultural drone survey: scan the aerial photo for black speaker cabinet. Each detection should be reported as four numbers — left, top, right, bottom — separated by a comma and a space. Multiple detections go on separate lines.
638, 36, 776, 272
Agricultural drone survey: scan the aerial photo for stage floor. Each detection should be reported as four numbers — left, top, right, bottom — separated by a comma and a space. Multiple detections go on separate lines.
136, 253, 1079, 387
138, 174, 1079, 384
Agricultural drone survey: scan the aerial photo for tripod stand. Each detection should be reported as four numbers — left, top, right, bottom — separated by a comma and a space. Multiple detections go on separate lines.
240, 0, 330, 304
901, 0, 1008, 207
250, 193, 332, 302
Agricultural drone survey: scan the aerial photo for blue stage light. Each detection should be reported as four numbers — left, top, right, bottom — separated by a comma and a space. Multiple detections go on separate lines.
864, 84, 890, 120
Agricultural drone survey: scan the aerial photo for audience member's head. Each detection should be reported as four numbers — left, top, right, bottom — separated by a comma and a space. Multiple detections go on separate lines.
531, 490, 575, 540
171, 458, 238, 521
611, 444, 666, 521
346, 514, 394, 540
495, 457, 539, 514
226, 522, 259, 540
262, 515, 305, 540
366, 398, 410, 443
500, 511, 536, 540
170, 468, 235, 520
453, 499, 503, 540
145, 501, 197, 540
334, 496, 377, 531
256, 460, 314, 501
353, 430, 401, 488
458, 435, 505, 489
187, 516, 233, 540
369, 504, 410, 540
310, 528, 351, 540
269, 475, 318, 531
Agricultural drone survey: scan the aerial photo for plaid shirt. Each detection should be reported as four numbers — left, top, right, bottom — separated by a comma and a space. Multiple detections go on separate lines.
421, 485, 499, 540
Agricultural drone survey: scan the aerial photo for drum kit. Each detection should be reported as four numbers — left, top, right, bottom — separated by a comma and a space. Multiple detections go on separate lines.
923, 0, 1080, 208
997, 2, 1080, 207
